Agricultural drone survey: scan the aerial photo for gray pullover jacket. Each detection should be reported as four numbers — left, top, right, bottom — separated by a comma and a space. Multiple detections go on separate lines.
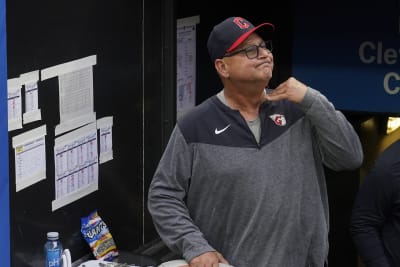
148, 87, 363, 267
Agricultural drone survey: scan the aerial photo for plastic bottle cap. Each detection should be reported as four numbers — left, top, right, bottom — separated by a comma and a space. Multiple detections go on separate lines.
47, 232, 59, 240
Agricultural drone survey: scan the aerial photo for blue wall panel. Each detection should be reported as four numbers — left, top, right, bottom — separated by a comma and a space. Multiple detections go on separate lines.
293, 0, 400, 113
0, 0, 10, 265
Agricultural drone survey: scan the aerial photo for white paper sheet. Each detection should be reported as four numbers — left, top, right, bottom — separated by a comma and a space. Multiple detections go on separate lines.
41, 55, 97, 136
7, 77, 23, 131
52, 122, 98, 211
20, 70, 41, 124
176, 16, 199, 118
97, 116, 114, 164
12, 125, 47, 191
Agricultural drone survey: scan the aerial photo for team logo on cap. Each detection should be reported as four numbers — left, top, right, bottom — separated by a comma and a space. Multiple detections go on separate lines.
233, 17, 250, 29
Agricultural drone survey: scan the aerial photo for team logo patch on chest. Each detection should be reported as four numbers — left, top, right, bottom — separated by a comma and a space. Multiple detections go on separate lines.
269, 114, 286, 126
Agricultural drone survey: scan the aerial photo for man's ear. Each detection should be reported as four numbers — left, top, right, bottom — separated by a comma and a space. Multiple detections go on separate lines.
215, 59, 229, 78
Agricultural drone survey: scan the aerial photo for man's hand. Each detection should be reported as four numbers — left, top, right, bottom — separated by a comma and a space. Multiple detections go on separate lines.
266, 77, 308, 103
186, 251, 229, 267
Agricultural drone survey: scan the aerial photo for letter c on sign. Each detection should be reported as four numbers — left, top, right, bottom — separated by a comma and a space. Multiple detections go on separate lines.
383, 72, 400, 95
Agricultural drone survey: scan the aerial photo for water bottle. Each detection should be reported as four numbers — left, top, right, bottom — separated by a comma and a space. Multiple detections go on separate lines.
44, 232, 63, 267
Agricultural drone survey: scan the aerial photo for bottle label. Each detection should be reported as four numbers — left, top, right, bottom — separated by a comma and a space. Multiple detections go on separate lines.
46, 248, 62, 267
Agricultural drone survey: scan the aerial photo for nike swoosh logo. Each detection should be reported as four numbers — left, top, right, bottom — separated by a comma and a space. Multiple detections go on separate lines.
214, 124, 231, 135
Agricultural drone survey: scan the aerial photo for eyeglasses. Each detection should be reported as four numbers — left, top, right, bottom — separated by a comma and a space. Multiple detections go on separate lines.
223, 40, 273, 59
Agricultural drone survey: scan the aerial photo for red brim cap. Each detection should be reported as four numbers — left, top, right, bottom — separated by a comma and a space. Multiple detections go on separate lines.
226, 22, 275, 53
207, 17, 275, 62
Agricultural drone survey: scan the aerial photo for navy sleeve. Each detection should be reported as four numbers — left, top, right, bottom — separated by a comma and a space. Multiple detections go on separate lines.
350, 144, 399, 267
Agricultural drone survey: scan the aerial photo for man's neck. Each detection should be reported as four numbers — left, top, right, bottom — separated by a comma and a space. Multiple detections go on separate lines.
222, 87, 266, 121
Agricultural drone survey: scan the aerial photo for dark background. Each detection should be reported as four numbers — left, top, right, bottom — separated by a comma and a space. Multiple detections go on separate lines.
7, 0, 175, 266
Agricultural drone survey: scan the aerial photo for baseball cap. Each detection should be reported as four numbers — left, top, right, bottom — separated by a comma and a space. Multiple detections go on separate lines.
207, 16, 275, 62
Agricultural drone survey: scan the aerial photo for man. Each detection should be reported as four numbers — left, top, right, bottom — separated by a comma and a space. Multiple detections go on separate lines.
350, 139, 400, 267
148, 16, 363, 267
